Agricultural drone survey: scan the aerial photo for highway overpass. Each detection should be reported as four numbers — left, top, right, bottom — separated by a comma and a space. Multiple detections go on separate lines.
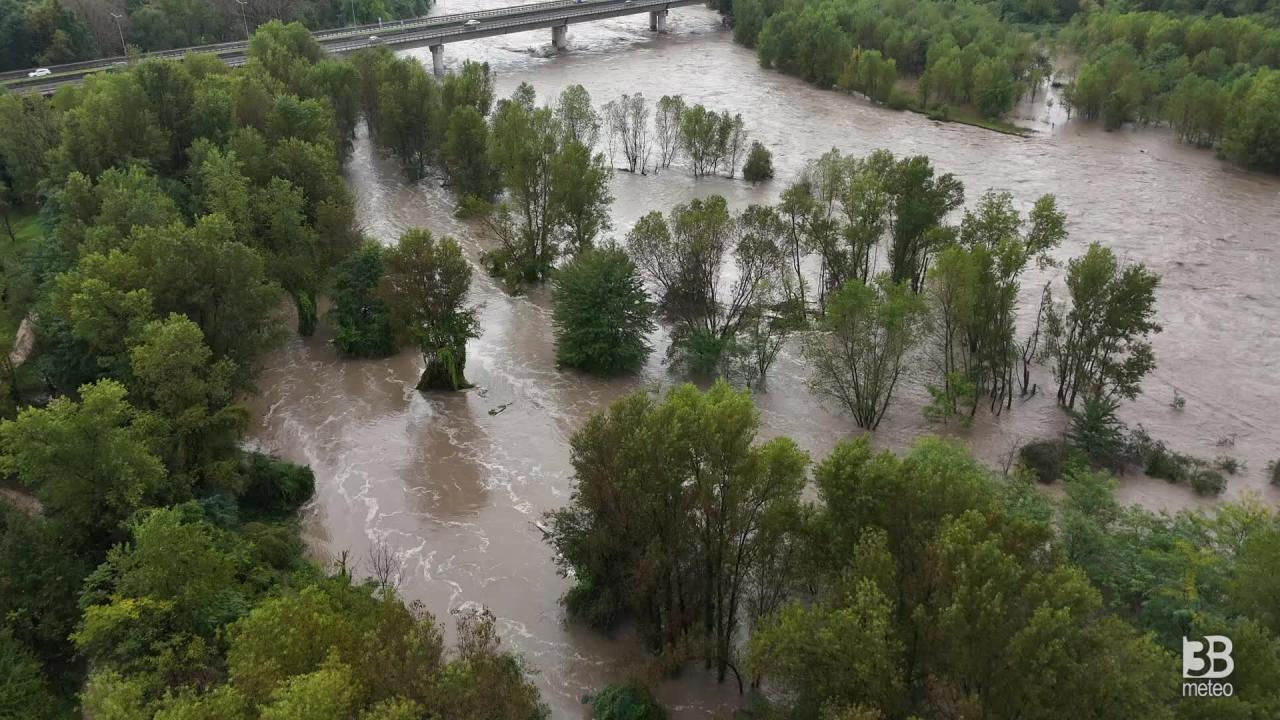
1, 0, 702, 93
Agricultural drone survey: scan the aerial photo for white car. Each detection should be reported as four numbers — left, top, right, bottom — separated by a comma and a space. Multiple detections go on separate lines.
27, 68, 51, 78
465, 19, 481, 26
368, 35, 380, 43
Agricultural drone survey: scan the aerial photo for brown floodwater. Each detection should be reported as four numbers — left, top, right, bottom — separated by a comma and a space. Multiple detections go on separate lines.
245, 4, 1280, 716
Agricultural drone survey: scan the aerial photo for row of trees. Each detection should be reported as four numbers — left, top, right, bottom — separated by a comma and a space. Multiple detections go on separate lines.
540, 147, 1160, 437
1063, 10, 1280, 172
600, 93, 759, 178
547, 383, 1280, 717
0, 23, 547, 717
0, 0, 433, 72
732, 0, 1044, 119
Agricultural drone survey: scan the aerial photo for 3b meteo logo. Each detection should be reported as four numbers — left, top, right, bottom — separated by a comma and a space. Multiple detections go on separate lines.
1182, 635, 1234, 698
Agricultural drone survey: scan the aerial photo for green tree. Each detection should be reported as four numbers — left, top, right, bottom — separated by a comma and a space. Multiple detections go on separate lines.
805, 276, 924, 430
128, 314, 246, 488
1222, 68, 1280, 173
546, 382, 807, 685
378, 229, 478, 391
886, 154, 963, 292
550, 140, 612, 255
372, 55, 443, 180
444, 105, 499, 201
555, 84, 600, 149
0, 380, 165, 546
551, 246, 654, 375
742, 141, 774, 182
0, 627, 55, 720
488, 88, 561, 281
1046, 243, 1161, 409
330, 240, 396, 358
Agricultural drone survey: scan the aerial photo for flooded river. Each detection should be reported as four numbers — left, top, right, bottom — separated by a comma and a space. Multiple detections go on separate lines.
245, 3, 1280, 716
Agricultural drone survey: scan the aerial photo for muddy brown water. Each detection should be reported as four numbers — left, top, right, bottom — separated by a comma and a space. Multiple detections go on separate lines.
244, 4, 1280, 716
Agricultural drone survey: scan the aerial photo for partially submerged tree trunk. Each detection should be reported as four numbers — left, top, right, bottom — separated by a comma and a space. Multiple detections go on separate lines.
417, 344, 470, 391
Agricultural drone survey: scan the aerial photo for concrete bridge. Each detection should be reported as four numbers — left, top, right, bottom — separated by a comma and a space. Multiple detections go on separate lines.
1, 0, 702, 92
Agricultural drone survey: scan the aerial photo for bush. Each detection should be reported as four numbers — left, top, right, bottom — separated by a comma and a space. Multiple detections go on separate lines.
585, 683, 666, 720
668, 327, 731, 377
1019, 439, 1069, 483
1144, 443, 1192, 483
1271, 459, 1280, 486
551, 247, 655, 375
742, 141, 774, 183
1214, 455, 1243, 475
1190, 467, 1227, 497
239, 453, 316, 518
927, 104, 952, 121
887, 89, 913, 110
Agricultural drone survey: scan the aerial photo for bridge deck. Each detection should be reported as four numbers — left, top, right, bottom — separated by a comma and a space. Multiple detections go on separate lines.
1, 0, 703, 93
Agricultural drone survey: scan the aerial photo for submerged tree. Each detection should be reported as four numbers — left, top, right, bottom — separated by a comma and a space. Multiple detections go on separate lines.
627, 196, 784, 379
742, 141, 774, 183
805, 276, 925, 430
330, 240, 396, 358
545, 382, 807, 686
378, 229, 479, 391
887, 155, 964, 292
654, 94, 686, 170
555, 84, 601, 149
551, 246, 654, 376
603, 93, 651, 174
487, 85, 612, 284
1046, 242, 1161, 409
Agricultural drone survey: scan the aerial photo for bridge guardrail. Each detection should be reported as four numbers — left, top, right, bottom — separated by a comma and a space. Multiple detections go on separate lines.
0, 0, 613, 81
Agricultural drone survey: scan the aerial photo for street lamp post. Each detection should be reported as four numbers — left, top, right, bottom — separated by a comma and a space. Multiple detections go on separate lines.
109, 12, 126, 56
236, 0, 250, 40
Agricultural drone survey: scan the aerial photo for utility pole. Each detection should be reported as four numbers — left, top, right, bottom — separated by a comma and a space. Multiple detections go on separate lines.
109, 12, 126, 56
236, 0, 250, 40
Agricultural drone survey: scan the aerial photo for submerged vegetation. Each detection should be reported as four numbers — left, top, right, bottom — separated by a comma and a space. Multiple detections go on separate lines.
0, 2, 1273, 718
548, 382, 1280, 718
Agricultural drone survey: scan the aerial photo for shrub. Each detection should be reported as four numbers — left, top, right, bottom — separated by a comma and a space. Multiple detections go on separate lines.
742, 141, 774, 183
551, 246, 655, 375
1019, 439, 1069, 483
887, 89, 913, 110
1144, 443, 1192, 483
1214, 455, 1243, 475
1190, 467, 1227, 497
239, 453, 316, 518
927, 104, 951, 121
1271, 459, 1280, 486
585, 683, 667, 720
668, 327, 731, 377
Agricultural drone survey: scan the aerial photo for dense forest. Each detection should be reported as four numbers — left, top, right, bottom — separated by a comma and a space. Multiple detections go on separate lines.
0, 0, 431, 71
0, 23, 548, 718
723, 0, 1280, 171
548, 383, 1280, 719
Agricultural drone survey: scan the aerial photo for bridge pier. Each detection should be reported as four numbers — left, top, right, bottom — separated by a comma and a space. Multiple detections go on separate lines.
429, 44, 444, 78
551, 23, 568, 50
649, 10, 668, 32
